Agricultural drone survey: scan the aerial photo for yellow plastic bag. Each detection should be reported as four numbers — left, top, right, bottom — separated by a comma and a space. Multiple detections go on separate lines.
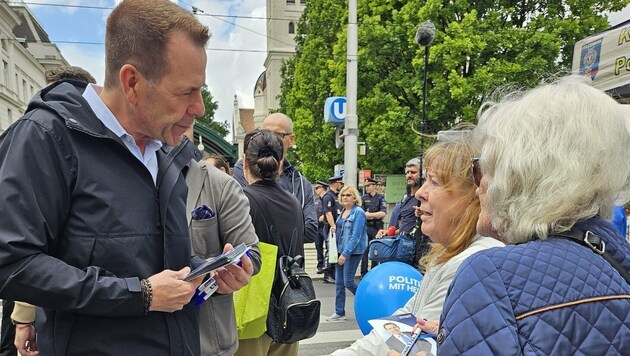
233, 242, 278, 339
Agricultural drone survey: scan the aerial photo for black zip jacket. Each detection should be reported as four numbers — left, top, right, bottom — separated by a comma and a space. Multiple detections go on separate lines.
0, 81, 202, 355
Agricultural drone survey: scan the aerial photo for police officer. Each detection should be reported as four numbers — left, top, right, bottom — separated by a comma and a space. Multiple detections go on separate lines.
360, 177, 386, 276
313, 180, 329, 274
322, 175, 344, 284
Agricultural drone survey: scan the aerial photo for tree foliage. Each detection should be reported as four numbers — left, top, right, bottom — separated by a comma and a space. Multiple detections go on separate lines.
279, 0, 628, 181
196, 85, 229, 138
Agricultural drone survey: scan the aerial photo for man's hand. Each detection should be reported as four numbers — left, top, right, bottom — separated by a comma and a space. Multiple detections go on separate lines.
375, 229, 387, 239
148, 267, 202, 312
14, 324, 38, 356
414, 205, 422, 218
213, 243, 254, 294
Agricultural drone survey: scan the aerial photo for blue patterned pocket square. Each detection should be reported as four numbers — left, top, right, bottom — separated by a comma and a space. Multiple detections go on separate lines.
191, 205, 216, 220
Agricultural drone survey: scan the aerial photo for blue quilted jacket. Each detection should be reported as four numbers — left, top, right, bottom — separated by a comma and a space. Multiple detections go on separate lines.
438, 218, 630, 355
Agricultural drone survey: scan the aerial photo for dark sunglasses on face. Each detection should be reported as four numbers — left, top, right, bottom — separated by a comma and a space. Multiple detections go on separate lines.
472, 157, 482, 187
340, 194, 354, 198
274, 131, 293, 139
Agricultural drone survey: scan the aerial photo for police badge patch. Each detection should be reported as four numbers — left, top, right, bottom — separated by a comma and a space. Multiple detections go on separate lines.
579, 38, 603, 80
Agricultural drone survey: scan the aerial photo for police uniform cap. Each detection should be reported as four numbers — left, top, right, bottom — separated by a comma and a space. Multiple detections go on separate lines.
315, 180, 329, 188
364, 177, 380, 185
328, 175, 343, 183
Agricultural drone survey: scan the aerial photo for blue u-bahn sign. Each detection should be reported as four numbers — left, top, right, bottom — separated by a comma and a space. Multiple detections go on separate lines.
324, 96, 347, 126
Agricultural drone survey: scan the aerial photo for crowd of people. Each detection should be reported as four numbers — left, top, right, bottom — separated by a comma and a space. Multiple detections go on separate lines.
0, 1, 629, 355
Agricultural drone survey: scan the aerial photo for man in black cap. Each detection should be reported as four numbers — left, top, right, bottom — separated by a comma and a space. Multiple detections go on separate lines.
313, 180, 329, 274
360, 177, 387, 276
321, 175, 344, 283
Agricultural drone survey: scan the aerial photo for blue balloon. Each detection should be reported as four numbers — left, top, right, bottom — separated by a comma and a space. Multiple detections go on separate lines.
354, 261, 423, 335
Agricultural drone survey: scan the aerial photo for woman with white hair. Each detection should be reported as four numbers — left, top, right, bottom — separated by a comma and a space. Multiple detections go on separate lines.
437, 76, 630, 354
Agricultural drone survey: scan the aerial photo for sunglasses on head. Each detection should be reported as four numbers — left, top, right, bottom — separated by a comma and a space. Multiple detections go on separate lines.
472, 157, 482, 187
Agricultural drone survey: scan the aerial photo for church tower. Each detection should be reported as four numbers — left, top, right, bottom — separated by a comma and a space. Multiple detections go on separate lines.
260, 0, 305, 113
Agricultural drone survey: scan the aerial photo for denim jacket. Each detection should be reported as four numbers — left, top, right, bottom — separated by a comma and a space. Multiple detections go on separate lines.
335, 204, 368, 257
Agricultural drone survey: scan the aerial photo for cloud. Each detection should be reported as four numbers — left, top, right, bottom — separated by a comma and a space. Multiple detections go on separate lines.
27, 0, 113, 15
190, 0, 266, 138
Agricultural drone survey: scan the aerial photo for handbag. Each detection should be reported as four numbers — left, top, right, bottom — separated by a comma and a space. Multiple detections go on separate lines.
267, 254, 321, 343
328, 229, 338, 265
233, 242, 278, 339
368, 234, 416, 264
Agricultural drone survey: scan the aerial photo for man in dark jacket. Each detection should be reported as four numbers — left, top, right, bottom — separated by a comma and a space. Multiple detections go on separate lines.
232, 113, 318, 244
0, 1, 221, 355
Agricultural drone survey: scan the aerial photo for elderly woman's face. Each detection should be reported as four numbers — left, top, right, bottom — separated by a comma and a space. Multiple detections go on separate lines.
339, 190, 356, 209
476, 176, 499, 239
415, 169, 468, 246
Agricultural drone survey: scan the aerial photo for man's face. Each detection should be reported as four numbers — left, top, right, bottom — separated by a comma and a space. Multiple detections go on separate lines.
135, 31, 206, 146
385, 324, 401, 335
262, 115, 295, 155
331, 181, 343, 192
314, 185, 326, 196
365, 183, 376, 194
405, 165, 421, 188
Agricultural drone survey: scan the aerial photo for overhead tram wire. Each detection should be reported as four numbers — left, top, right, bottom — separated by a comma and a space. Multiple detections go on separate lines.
0, 37, 266, 53
179, 0, 296, 48
16, 0, 296, 50
16, 1, 300, 22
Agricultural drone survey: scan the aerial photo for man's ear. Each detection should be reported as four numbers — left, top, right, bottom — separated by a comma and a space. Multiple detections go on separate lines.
119, 64, 142, 105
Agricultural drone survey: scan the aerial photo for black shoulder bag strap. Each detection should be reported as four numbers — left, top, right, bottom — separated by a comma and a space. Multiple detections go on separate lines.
248, 192, 298, 258
552, 229, 630, 285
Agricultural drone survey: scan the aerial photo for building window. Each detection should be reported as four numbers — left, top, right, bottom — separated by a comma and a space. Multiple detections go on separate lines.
22, 79, 26, 100
300, 0, 306, 4
287, 0, 295, 4
1, 61, 6, 86
288, 22, 295, 34
7, 108, 12, 126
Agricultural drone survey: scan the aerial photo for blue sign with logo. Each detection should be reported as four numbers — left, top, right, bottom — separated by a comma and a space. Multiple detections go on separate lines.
324, 97, 347, 126
579, 38, 603, 79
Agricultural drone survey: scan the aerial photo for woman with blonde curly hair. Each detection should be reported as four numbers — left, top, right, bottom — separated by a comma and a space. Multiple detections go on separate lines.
331, 138, 504, 356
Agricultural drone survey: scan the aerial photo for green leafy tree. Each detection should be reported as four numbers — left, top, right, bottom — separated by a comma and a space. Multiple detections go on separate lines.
281, 0, 628, 180
196, 85, 229, 138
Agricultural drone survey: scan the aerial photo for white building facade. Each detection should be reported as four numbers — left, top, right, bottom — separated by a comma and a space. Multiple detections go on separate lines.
0, 2, 67, 133
233, 0, 305, 153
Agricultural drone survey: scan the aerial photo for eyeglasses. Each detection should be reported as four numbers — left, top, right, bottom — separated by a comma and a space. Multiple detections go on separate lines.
340, 194, 354, 198
472, 157, 482, 187
274, 131, 293, 139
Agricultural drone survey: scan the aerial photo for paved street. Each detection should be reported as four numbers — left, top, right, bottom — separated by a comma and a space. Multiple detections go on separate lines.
299, 243, 365, 355
298, 276, 364, 356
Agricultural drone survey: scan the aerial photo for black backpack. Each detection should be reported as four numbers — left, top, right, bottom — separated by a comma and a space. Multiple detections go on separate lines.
250, 195, 321, 344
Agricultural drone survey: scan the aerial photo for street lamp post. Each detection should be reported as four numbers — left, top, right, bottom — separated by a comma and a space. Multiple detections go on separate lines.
344, 0, 359, 187
415, 21, 435, 170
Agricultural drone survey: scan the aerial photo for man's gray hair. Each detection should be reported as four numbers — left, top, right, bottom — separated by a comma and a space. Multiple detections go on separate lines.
406, 157, 421, 168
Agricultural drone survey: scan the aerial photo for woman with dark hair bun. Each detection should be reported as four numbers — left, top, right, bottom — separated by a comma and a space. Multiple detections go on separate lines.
235, 130, 305, 356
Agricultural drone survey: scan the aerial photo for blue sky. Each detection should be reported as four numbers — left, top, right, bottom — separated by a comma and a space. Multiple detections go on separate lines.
24, 1, 630, 140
